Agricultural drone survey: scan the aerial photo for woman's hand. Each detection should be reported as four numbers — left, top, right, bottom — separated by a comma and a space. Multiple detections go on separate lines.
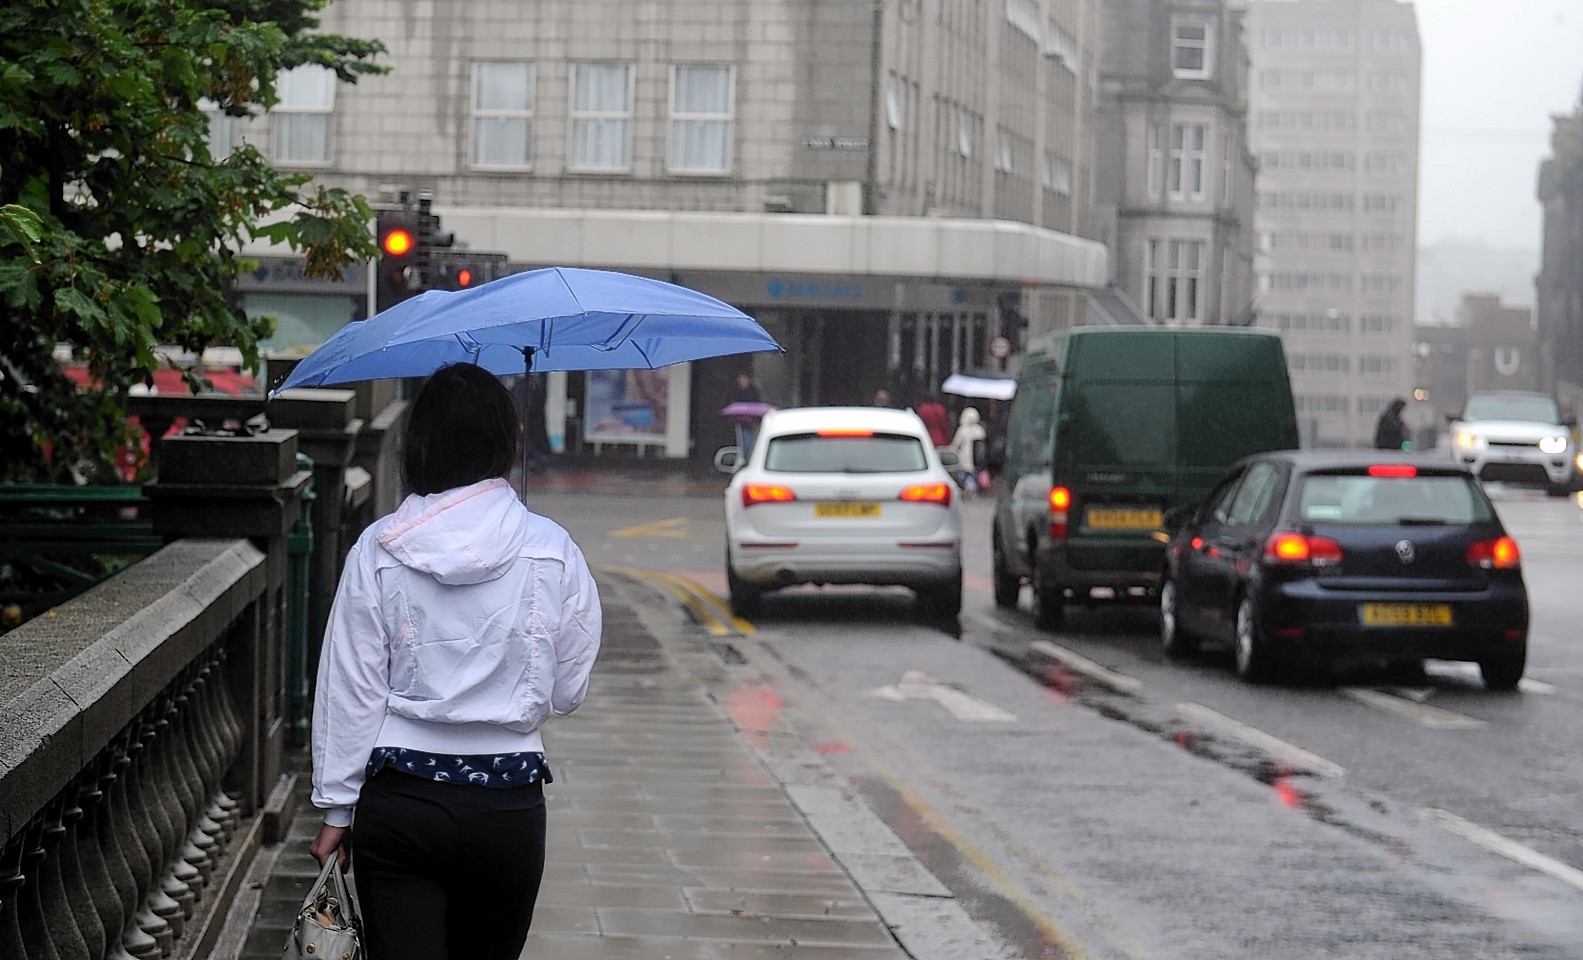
310, 823, 350, 868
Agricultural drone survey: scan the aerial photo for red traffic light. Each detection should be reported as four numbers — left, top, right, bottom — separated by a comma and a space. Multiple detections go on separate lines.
456, 268, 474, 288
381, 228, 415, 257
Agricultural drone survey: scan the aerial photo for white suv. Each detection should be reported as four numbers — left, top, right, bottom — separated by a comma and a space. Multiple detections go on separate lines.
1449, 391, 1580, 497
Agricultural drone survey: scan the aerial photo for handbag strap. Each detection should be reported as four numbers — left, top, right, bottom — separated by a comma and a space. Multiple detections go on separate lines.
301, 855, 348, 915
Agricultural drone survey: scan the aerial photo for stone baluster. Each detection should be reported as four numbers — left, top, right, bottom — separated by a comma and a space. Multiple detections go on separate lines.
77, 765, 123, 957
37, 797, 90, 960
56, 788, 105, 959
2, 833, 29, 958
140, 707, 188, 943
101, 742, 157, 960
187, 660, 236, 842
16, 818, 61, 960
119, 725, 173, 958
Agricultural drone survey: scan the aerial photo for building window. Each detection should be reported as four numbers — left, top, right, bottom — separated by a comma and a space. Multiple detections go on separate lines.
472, 61, 533, 168
1172, 18, 1214, 80
570, 62, 632, 171
1147, 124, 1165, 200
1169, 123, 1208, 200
199, 99, 234, 160
1044, 154, 1073, 195
273, 65, 335, 165
1146, 239, 1204, 322
669, 64, 733, 173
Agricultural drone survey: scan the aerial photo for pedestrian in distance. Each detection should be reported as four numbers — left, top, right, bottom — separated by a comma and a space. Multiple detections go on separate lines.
916, 394, 952, 449
730, 371, 765, 458
1373, 397, 1410, 451
872, 387, 893, 408
950, 406, 988, 495
308, 362, 602, 960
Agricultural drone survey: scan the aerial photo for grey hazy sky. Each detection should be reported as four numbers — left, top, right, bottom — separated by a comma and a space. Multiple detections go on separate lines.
1416, 0, 1583, 250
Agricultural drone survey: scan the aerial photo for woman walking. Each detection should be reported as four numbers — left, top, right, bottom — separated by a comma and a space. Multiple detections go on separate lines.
308, 362, 602, 960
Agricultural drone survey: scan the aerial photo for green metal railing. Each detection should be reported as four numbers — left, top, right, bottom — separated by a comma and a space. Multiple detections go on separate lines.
0, 485, 163, 625
285, 454, 317, 746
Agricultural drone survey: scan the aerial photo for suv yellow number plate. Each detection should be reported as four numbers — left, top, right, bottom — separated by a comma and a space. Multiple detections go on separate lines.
815, 502, 881, 518
1361, 603, 1453, 626
1086, 507, 1163, 530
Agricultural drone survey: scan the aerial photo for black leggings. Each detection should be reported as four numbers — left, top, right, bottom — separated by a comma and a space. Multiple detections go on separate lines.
350, 771, 547, 960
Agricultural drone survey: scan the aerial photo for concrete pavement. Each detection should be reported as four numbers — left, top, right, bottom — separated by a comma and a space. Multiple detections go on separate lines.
210, 568, 1006, 959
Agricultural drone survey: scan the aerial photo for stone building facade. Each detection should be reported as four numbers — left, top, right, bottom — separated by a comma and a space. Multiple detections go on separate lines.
231, 0, 1108, 460
1536, 97, 1583, 413
1094, 0, 1258, 327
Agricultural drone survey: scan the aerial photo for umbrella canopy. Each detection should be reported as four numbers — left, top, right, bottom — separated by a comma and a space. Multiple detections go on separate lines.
268, 267, 782, 396
720, 401, 777, 422
942, 370, 1016, 401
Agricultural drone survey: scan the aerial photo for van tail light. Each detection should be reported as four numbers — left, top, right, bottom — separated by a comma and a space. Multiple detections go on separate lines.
742, 484, 797, 507
1263, 531, 1343, 567
1466, 536, 1520, 570
899, 483, 952, 507
1048, 486, 1071, 540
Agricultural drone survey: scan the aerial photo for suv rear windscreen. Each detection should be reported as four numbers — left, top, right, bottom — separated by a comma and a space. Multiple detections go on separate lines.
764, 434, 928, 474
1297, 473, 1494, 525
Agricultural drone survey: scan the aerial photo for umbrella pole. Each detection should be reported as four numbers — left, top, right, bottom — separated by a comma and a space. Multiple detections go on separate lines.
519, 346, 535, 502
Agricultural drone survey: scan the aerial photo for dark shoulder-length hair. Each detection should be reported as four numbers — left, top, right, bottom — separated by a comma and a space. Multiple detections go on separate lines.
402, 363, 520, 495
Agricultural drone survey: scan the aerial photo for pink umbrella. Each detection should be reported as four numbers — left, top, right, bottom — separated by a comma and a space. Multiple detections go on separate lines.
721, 401, 777, 423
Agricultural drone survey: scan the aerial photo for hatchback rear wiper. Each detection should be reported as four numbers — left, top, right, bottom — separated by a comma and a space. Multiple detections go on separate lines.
1395, 517, 1450, 526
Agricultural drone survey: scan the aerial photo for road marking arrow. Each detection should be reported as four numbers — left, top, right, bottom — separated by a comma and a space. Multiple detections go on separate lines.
868, 671, 1016, 722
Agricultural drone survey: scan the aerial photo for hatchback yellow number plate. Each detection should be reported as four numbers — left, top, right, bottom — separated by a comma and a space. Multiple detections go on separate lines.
815, 502, 881, 518
1086, 507, 1163, 530
1360, 603, 1453, 626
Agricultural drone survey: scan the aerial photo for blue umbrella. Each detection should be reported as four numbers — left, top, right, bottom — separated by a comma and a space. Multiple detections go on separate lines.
269, 267, 781, 393
267, 266, 782, 495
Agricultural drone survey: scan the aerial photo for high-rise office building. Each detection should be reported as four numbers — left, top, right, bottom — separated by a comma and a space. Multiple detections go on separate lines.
1242, 0, 1421, 447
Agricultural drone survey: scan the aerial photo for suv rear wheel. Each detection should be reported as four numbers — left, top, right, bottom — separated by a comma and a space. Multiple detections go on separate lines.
725, 545, 761, 618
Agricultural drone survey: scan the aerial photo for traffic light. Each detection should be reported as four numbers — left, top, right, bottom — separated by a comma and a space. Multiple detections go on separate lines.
416, 196, 454, 287
430, 252, 510, 291
375, 210, 422, 312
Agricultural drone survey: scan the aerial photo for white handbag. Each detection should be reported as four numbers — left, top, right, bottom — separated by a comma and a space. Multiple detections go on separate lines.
282, 855, 364, 960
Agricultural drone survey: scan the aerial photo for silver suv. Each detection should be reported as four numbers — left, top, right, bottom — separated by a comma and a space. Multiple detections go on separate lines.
1448, 391, 1580, 497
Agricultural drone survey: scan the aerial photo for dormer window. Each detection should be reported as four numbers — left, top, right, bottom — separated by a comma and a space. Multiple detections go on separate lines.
1172, 17, 1214, 80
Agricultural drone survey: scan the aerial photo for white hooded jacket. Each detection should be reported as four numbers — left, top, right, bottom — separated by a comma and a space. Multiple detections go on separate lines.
310, 477, 601, 826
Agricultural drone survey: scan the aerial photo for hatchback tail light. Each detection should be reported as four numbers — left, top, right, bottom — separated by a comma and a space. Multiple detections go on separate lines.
899, 483, 952, 506
1048, 486, 1071, 540
1263, 531, 1344, 567
742, 484, 796, 507
1465, 536, 1520, 570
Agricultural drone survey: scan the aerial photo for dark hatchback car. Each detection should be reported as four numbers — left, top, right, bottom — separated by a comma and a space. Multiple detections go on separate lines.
1159, 450, 1529, 688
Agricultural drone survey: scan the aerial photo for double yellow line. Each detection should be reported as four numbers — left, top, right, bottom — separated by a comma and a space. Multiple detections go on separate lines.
598, 565, 756, 637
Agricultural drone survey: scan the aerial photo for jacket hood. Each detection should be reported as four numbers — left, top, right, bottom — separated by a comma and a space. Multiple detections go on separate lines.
378, 478, 529, 585
960, 407, 981, 426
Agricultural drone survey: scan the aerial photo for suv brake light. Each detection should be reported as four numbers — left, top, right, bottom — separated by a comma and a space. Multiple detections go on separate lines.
1264, 531, 1343, 566
742, 484, 796, 507
1466, 536, 1520, 570
899, 483, 952, 506
1048, 486, 1071, 540
817, 428, 874, 437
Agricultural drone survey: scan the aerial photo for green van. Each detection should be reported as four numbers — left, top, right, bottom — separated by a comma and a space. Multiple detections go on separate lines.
991, 326, 1299, 628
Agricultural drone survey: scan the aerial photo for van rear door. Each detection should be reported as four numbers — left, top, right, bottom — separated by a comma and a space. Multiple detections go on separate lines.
1057, 332, 1176, 574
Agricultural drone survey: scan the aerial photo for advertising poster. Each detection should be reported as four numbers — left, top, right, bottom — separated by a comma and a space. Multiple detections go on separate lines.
584, 368, 672, 446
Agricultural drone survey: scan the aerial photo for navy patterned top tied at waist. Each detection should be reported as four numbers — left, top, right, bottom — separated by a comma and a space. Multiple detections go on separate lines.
366, 747, 553, 789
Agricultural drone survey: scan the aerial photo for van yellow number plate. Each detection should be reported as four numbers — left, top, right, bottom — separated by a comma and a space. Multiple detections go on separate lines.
815, 502, 881, 518
1361, 603, 1453, 626
1086, 507, 1163, 530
